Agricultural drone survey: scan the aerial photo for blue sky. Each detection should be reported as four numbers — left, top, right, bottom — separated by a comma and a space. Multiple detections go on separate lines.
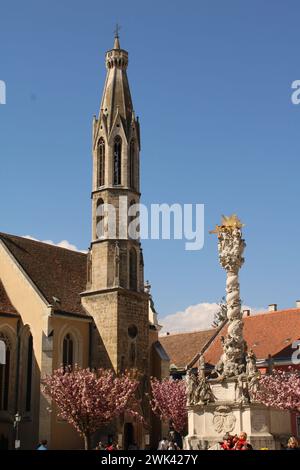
1, 0, 300, 328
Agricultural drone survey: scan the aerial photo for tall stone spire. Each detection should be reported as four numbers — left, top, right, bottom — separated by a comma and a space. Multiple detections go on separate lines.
96, 33, 135, 137
82, 36, 149, 377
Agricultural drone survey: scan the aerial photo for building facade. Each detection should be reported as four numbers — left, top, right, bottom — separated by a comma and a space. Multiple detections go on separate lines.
0, 35, 169, 450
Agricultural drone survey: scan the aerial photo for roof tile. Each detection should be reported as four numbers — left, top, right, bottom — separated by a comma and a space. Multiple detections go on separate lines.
0, 233, 88, 316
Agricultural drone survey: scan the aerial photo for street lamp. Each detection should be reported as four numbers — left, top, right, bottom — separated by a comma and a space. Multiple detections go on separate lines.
13, 412, 21, 450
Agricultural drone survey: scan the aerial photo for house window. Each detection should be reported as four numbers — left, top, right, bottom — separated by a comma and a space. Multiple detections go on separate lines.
98, 138, 105, 187
63, 334, 74, 369
25, 334, 33, 412
0, 340, 10, 411
113, 136, 122, 185
129, 248, 137, 291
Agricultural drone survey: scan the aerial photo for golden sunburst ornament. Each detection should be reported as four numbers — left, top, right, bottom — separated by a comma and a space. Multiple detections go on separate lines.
210, 214, 244, 235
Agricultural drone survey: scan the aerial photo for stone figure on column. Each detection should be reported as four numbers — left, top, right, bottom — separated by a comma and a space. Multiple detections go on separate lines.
210, 215, 247, 379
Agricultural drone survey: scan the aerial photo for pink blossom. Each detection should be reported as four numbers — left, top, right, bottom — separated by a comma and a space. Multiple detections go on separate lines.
253, 368, 300, 412
43, 366, 141, 449
150, 378, 187, 433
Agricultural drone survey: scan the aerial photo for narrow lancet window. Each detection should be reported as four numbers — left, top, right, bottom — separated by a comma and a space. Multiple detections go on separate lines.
0, 339, 10, 411
129, 139, 135, 189
98, 138, 105, 187
129, 248, 138, 291
113, 136, 122, 185
63, 334, 74, 369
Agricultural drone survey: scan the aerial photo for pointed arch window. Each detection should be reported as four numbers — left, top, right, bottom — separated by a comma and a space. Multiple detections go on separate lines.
25, 334, 33, 412
0, 339, 10, 411
113, 136, 122, 185
63, 334, 74, 369
98, 138, 105, 187
129, 248, 138, 291
129, 139, 135, 189
129, 342, 136, 367
96, 198, 105, 239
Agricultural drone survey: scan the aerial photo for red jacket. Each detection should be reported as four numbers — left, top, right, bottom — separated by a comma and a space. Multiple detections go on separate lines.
234, 439, 248, 450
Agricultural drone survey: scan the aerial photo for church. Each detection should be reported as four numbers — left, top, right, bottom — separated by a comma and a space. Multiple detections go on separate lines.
0, 34, 169, 450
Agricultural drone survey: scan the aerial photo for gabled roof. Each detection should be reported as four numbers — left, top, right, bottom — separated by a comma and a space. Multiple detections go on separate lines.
159, 329, 216, 369
0, 280, 19, 315
205, 308, 300, 365
0, 233, 88, 316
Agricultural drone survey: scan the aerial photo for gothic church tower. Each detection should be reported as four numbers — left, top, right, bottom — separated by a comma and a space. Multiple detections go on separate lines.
81, 34, 149, 377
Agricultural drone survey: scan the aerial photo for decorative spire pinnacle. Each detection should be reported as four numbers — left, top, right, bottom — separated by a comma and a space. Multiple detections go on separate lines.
113, 24, 121, 49
100, 31, 133, 132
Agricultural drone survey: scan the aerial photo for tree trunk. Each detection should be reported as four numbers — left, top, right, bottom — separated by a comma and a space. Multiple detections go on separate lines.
83, 431, 91, 450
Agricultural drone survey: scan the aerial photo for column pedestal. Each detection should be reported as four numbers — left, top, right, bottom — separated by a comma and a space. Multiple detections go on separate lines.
185, 380, 291, 450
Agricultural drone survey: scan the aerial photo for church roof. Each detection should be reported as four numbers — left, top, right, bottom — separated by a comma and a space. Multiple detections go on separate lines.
0, 233, 88, 316
0, 280, 19, 315
159, 329, 216, 369
160, 308, 300, 369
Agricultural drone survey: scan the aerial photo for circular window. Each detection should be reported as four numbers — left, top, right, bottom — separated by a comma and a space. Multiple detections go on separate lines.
128, 325, 138, 339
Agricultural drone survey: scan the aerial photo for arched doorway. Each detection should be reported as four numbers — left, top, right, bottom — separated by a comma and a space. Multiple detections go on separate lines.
124, 422, 134, 450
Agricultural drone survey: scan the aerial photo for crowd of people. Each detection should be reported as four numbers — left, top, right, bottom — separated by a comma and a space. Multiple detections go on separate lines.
35, 433, 299, 451
157, 437, 181, 450
209, 432, 253, 450
208, 432, 300, 451
94, 441, 122, 450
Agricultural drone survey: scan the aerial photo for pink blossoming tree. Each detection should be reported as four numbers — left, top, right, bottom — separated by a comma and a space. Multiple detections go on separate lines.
43, 366, 140, 449
253, 368, 300, 412
150, 378, 187, 434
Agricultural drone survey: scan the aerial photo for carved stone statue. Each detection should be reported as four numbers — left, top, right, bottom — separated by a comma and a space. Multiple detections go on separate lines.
195, 355, 215, 405
245, 349, 260, 394
198, 354, 206, 379
210, 215, 247, 379
186, 369, 198, 406
186, 356, 214, 406
212, 406, 236, 434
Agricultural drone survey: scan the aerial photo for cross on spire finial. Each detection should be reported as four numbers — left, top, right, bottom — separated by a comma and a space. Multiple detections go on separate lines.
114, 23, 121, 38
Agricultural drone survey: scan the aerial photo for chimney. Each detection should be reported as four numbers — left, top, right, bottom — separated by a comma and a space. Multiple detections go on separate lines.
296, 300, 300, 309
268, 304, 277, 312
243, 309, 251, 317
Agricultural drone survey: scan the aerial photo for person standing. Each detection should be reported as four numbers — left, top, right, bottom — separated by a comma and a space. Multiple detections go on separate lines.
233, 432, 252, 450
36, 440, 48, 450
286, 436, 299, 450
221, 433, 234, 450
158, 437, 169, 450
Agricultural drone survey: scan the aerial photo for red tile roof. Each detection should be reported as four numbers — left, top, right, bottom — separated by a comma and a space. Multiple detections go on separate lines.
0, 280, 19, 315
159, 329, 216, 369
205, 308, 300, 365
160, 309, 300, 368
0, 233, 89, 316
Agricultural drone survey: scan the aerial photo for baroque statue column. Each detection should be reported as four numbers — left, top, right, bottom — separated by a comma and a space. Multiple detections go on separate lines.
210, 214, 246, 379
185, 215, 282, 451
